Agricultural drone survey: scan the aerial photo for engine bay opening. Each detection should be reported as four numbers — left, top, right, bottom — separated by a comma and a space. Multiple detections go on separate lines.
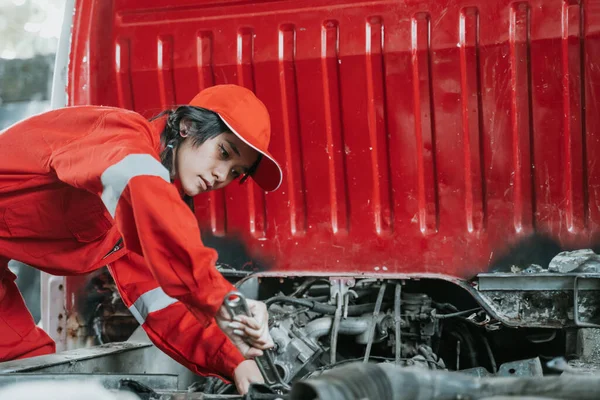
198, 275, 567, 395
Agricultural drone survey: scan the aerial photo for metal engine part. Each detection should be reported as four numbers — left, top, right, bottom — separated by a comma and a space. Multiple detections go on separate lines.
289, 362, 600, 400
394, 292, 437, 358
264, 285, 446, 385
268, 309, 393, 381
475, 273, 600, 328
268, 307, 323, 382
262, 274, 594, 394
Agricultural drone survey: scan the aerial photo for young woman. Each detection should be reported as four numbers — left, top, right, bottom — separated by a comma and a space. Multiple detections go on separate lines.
0, 84, 282, 394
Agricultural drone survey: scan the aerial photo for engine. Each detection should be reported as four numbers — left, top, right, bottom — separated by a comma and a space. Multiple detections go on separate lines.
269, 288, 445, 383
193, 273, 576, 396
263, 280, 447, 385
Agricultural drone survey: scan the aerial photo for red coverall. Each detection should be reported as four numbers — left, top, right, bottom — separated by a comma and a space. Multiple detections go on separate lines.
0, 106, 245, 378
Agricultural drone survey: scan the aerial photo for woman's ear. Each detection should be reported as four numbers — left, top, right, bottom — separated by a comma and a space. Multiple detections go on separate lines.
179, 118, 192, 138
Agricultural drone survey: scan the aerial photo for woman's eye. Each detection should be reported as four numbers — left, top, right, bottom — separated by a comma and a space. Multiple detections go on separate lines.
219, 144, 229, 159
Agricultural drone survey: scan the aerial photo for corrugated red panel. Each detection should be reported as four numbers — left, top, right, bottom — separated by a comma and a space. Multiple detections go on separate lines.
69, 0, 600, 278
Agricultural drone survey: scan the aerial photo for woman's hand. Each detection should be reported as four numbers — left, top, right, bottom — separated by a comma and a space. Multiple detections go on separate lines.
233, 360, 263, 395
216, 298, 274, 358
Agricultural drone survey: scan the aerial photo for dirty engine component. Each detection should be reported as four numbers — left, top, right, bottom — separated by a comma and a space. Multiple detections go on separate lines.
203, 277, 520, 395
289, 362, 600, 400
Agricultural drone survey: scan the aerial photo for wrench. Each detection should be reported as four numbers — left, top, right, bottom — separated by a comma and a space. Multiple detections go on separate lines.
223, 291, 289, 390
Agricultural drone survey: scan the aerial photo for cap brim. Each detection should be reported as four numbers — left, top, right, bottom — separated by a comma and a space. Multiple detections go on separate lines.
217, 114, 283, 192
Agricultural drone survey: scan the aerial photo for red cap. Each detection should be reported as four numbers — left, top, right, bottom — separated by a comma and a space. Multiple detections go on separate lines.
189, 85, 282, 192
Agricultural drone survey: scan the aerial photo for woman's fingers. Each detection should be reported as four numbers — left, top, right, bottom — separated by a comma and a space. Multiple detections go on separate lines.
244, 347, 264, 358
228, 319, 262, 335
228, 323, 273, 349
219, 299, 275, 355
234, 315, 261, 330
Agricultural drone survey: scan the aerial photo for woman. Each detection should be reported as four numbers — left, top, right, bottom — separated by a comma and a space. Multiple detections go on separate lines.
0, 84, 282, 394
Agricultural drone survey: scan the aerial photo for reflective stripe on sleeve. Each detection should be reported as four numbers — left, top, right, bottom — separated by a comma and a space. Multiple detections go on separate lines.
128, 287, 179, 325
100, 154, 170, 217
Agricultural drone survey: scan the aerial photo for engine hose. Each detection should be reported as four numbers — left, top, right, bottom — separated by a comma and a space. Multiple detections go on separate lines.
290, 362, 600, 400
304, 316, 374, 339
394, 283, 402, 365
363, 283, 387, 363
265, 297, 386, 316
456, 324, 479, 368
481, 335, 497, 374
290, 278, 330, 298
330, 293, 342, 364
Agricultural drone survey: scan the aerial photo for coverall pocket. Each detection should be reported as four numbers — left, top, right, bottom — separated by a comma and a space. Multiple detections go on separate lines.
66, 209, 112, 243
65, 189, 113, 243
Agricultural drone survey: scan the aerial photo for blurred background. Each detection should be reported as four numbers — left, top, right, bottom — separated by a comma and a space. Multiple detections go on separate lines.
0, 0, 67, 322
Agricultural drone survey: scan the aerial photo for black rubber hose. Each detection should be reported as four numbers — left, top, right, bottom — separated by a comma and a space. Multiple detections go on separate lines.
394, 283, 402, 365
481, 335, 497, 374
435, 307, 481, 319
265, 296, 385, 316
290, 278, 331, 298
454, 324, 478, 368
330, 293, 342, 364
291, 362, 600, 400
363, 284, 387, 363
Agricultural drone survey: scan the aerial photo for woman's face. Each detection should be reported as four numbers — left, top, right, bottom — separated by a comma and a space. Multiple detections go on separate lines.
175, 128, 259, 197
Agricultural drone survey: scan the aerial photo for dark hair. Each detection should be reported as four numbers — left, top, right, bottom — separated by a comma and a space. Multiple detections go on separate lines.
153, 105, 231, 173
151, 105, 231, 210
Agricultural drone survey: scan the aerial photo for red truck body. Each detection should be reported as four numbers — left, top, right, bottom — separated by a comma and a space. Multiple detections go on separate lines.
63, 0, 600, 279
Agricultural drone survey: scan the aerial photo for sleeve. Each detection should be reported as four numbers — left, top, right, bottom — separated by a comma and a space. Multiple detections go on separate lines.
108, 252, 246, 379
48, 110, 235, 326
